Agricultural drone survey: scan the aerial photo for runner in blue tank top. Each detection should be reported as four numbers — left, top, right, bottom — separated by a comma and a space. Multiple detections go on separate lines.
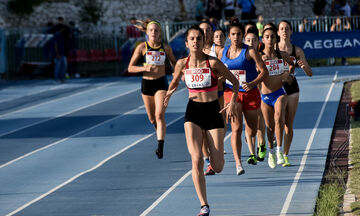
217, 18, 268, 175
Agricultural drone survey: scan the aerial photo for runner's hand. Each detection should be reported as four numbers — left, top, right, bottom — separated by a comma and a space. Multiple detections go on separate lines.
242, 82, 253, 92
298, 60, 305, 69
145, 64, 157, 73
163, 88, 176, 107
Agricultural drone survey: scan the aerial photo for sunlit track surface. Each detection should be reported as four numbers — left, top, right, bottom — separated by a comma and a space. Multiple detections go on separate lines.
0, 66, 359, 216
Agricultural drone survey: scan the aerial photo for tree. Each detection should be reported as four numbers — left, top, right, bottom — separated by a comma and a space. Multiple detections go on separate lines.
78, 0, 106, 25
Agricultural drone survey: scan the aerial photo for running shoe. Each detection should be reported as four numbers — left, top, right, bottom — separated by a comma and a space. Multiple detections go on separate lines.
155, 148, 163, 159
277, 151, 285, 165
257, 144, 267, 161
268, 153, 276, 169
236, 164, 245, 175
282, 156, 291, 167
197, 205, 210, 216
204, 165, 216, 176
247, 154, 257, 165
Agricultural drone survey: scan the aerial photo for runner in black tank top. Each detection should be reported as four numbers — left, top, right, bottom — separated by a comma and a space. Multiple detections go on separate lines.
128, 20, 177, 159
278, 20, 312, 167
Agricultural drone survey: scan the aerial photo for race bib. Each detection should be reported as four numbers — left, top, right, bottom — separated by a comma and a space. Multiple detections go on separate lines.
283, 56, 296, 71
145, 51, 166, 65
226, 70, 246, 85
185, 68, 212, 89
265, 59, 284, 76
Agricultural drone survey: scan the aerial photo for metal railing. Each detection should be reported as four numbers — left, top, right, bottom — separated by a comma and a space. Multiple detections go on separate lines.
1, 15, 359, 78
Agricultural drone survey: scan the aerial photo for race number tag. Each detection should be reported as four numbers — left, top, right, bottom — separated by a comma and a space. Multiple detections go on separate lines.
145, 51, 166, 65
184, 68, 212, 89
283, 56, 296, 72
226, 70, 246, 85
265, 59, 284, 76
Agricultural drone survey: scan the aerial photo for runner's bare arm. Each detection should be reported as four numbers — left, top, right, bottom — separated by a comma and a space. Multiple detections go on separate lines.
296, 47, 312, 76
128, 42, 156, 73
211, 58, 239, 122
164, 59, 186, 107
244, 48, 268, 91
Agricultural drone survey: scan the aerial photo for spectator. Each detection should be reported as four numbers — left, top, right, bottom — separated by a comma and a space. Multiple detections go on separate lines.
223, 0, 235, 21
238, 0, 256, 20
126, 17, 142, 38
206, 0, 223, 21
298, 17, 311, 32
256, 14, 264, 39
330, 15, 351, 32
52, 24, 68, 83
195, 0, 206, 21
330, 15, 350, 65
339, 0, 351, 17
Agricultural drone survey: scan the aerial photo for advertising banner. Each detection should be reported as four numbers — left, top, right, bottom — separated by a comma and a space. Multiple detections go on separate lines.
291, 31, 360, 59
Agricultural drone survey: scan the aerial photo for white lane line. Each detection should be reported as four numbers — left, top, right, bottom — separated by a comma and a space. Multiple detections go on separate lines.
0, 87, 186, 169
5, 115, 185, 216
0, 82, 119, 118
0, 84, 66, 103
0, 88, 139, 137
280, 71, 338, 216
140, 130, 233, 215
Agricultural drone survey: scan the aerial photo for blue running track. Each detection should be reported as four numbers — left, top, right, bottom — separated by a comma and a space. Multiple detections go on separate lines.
0, 65, 359, 216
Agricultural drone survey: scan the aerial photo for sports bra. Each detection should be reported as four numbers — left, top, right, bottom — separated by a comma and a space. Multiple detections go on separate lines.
142, 42, 166, 66
184, 55, 218, 93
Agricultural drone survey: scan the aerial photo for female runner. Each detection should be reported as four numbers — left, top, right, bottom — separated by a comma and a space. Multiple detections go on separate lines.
128, 20, 177, 159
244, 26, 267, 161
218, 18, 268, 175
164, 25, 239, 216
199, 20, 224, 176
277, 20, 312, 166
259, 27, 295, 168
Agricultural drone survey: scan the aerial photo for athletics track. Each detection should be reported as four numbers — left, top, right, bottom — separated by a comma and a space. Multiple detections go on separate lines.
0, 65, 359, 216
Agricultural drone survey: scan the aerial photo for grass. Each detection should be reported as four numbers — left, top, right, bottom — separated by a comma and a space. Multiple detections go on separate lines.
350, 80, 360, 215
308, 57, 360, 67
314, 169, 346, 216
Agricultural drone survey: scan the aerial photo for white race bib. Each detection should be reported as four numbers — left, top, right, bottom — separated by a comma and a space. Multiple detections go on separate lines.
145, 51, 166, 65
265, 59, 284, 76
226, 70, 246, 85
283, 56, 296, 72
185, 68, 212, 89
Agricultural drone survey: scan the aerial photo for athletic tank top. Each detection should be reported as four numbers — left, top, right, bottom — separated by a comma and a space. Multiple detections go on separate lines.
184, 56, 218, 93
261, 49, 285, 76
209, 44, 217, 57
142, 42, 166, 65
221, 44, 258, 92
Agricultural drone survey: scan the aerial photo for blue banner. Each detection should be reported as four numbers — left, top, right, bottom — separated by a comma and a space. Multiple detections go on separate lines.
291, 31, 360, 59
0, 28, 6, 74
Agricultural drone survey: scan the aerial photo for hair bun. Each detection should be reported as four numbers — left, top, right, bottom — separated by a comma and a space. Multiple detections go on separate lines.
230, 17, 240, 25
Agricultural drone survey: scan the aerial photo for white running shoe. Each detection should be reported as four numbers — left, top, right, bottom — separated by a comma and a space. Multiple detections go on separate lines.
268, 153, 276, 169
277, 151, 285, 165
236, 164, 245, 175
